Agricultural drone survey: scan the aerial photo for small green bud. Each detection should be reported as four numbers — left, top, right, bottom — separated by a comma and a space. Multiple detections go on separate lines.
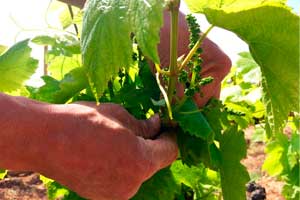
184, 87, 196, 97
200, 77, 214, 86
178, 70, 188, 83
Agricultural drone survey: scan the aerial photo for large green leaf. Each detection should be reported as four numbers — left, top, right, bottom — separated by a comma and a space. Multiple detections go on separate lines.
81, 0, 164, 98
184, 0, 287, 12
219, 127, 250, 200
0, 40, 38, 92
184, 0, 299, 133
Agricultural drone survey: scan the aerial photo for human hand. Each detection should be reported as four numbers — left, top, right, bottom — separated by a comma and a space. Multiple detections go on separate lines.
35, 102, 177, 200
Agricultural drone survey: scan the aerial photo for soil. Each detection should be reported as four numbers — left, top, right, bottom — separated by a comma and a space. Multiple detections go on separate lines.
243, 126, 285, 200
0, 127, 285, 200
0, 171, 47, 200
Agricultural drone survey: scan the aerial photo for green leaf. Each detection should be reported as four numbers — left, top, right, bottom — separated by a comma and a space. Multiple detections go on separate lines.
55, 67, 88, 103
174, 98, 214, 141
0, 169, 6, 179
235, 52, 262, 86
132, 167, 180, 200
103, 59, 160, 119
28, 67, 88, 103
0, 39, 38, 92
48, 55, 82, 80
282, 183, 300, 200
0, 45, 7, 55
81, 0, 164, 98
178, 129, 220, 168
291, 133, 300, 155
219, 127, 250, 200
47, 1, 82, 30
236, 52, 260, 76
32, 35, 57, 46
27, 76, 60, 103
171, 160, 220, 198
203, 99, 230, 141
128, 1, 164, 63
184, 0, 299, 133
262, 134, 290, 176
46, 181, 85, 200
33, 35, 81, 56
184, 0, 287, 13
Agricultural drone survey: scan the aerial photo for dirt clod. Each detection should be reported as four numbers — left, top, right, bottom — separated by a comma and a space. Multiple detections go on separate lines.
0, 171, 47, 200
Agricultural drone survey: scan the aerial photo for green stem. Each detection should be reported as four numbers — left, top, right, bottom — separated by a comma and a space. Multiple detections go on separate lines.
179, 25, 214, 71
179, 109, 203, 115
190, 68, 197, 87
156, 73, 173, 120
166, 0, 180, 119
155, 64, 171, 76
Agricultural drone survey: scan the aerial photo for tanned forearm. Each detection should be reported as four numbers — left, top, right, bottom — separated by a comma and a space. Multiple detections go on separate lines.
0, 93, 57, 171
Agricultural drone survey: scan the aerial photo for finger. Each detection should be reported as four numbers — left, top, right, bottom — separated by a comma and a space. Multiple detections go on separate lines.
73, 102, 161, 139
98, 105, 161, 139
134, 114, 161, 139
142, 132, 178, 172
72, 101, 98, 108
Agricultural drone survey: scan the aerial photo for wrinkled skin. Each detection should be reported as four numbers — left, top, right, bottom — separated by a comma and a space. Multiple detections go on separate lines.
38, 103, 178, 200
0, 95, 177, 200
0, 1, 232, 200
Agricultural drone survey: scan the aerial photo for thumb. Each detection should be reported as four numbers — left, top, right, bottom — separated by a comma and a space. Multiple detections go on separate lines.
134, 114, 161, 139
142, 132, 178, 173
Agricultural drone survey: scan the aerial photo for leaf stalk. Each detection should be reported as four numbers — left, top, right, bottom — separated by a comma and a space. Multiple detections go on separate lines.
156, 73, 173, 120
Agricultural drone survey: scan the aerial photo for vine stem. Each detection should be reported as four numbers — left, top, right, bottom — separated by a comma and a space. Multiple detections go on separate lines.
166, 0, 180, 120
179, 25, 214, 71
155, 64, 171, 76
67, 4, 79, 36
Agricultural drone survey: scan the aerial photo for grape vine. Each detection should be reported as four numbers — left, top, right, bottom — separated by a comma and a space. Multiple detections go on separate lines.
0, 0, 298, 199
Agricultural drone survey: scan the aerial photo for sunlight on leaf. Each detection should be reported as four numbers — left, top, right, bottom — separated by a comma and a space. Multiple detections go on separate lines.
81, 0, 164, 99
184, 0, 299, 133
0, 39, 38, 92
